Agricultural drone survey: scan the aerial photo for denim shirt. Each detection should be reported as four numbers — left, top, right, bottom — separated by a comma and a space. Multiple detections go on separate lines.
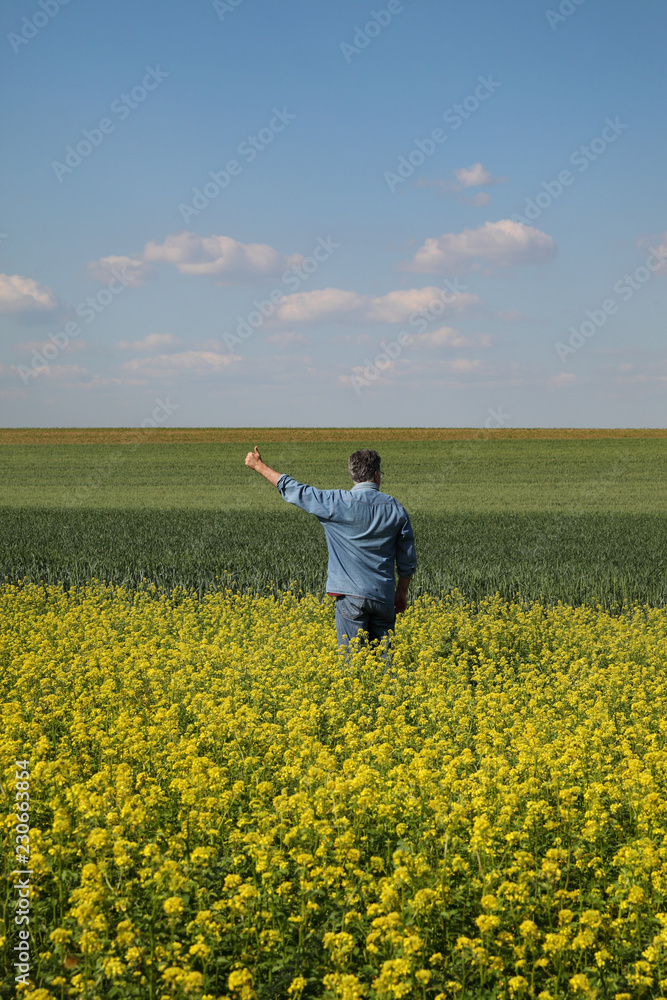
275, 475, 417, 604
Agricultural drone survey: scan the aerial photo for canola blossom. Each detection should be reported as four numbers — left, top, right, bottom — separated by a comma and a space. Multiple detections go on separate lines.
1, 581, 667, 999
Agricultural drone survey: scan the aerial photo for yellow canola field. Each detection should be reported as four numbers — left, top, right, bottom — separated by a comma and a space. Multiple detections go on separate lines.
2, 582, 667, 1000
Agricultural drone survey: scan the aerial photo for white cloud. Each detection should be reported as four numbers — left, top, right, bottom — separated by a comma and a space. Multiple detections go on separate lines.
410, 325, 469, 349
547, 372, 577, 389
417, 163, 508, 196
86, 255, 156, 288
122, 350, 241, 377
142, 232, 303, 283
76, 375, 148, 389
365, 288, 478, 323
275, 288, 365, 324
340, 355, 481, 389
116, 333, 180, 351
275, 285, 480, 325
0, 273, 60, 317
86, 233, 304, 288
398, 357, 520, 384
453, 163, 498, 188
398, 220, 556, 274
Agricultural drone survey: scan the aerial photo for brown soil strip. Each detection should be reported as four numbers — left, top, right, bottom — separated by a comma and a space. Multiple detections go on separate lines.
1, 428, 665, 444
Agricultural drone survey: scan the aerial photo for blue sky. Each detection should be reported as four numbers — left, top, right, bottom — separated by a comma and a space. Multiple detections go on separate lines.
1, 0, 665, 427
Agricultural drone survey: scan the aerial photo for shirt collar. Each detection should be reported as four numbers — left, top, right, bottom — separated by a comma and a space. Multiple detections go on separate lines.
351, 480, 379, 491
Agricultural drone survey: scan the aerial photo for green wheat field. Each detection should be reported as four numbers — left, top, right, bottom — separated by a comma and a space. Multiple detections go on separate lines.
1, 428, 665, 607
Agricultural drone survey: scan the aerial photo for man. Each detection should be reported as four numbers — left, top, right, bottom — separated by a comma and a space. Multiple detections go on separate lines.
244, 445, 417, 648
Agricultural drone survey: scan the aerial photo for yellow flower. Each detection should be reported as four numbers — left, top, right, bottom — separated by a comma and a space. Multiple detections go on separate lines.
508, 976, 529, 996
324, 931, 356, 965
228, 968, 255, 999
162, 966, 186, 986
183, 971, 204, 993
569, 973, 593, 994
163, 896, 184, 917
188, 941, 211, 960
49, 928, 71, 946
322, 973, 366, 1000
581, 910, 602, 928
476, 914, 501, 934
190, 846, 213, 864
102, 956, 125, 978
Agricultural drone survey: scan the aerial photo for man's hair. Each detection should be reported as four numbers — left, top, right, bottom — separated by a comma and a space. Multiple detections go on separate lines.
349, 449, 381, 483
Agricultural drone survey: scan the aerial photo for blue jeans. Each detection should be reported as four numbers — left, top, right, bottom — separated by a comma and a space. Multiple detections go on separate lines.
335, 594, 396, 648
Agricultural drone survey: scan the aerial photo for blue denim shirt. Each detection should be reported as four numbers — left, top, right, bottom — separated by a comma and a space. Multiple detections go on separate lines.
275, 476, 417, 604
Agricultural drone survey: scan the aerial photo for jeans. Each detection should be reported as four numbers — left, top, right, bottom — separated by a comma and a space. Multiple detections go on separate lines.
335, 594, 396, 648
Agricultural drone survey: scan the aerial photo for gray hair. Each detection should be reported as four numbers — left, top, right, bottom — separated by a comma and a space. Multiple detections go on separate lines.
348, 449, 381, 483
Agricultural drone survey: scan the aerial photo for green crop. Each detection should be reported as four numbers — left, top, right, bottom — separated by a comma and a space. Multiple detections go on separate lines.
1, 436, 664, 606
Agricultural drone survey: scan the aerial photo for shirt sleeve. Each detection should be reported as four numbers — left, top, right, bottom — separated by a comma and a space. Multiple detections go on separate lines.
396, 511, 417, 576
276, 474, 337, 522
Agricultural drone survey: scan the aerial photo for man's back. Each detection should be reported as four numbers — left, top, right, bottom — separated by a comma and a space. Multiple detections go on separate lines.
276, 475, 416, 604
245, 446, 416, 647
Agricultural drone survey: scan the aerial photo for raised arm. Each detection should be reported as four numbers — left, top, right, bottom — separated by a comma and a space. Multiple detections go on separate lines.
244, 446, 282, 487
